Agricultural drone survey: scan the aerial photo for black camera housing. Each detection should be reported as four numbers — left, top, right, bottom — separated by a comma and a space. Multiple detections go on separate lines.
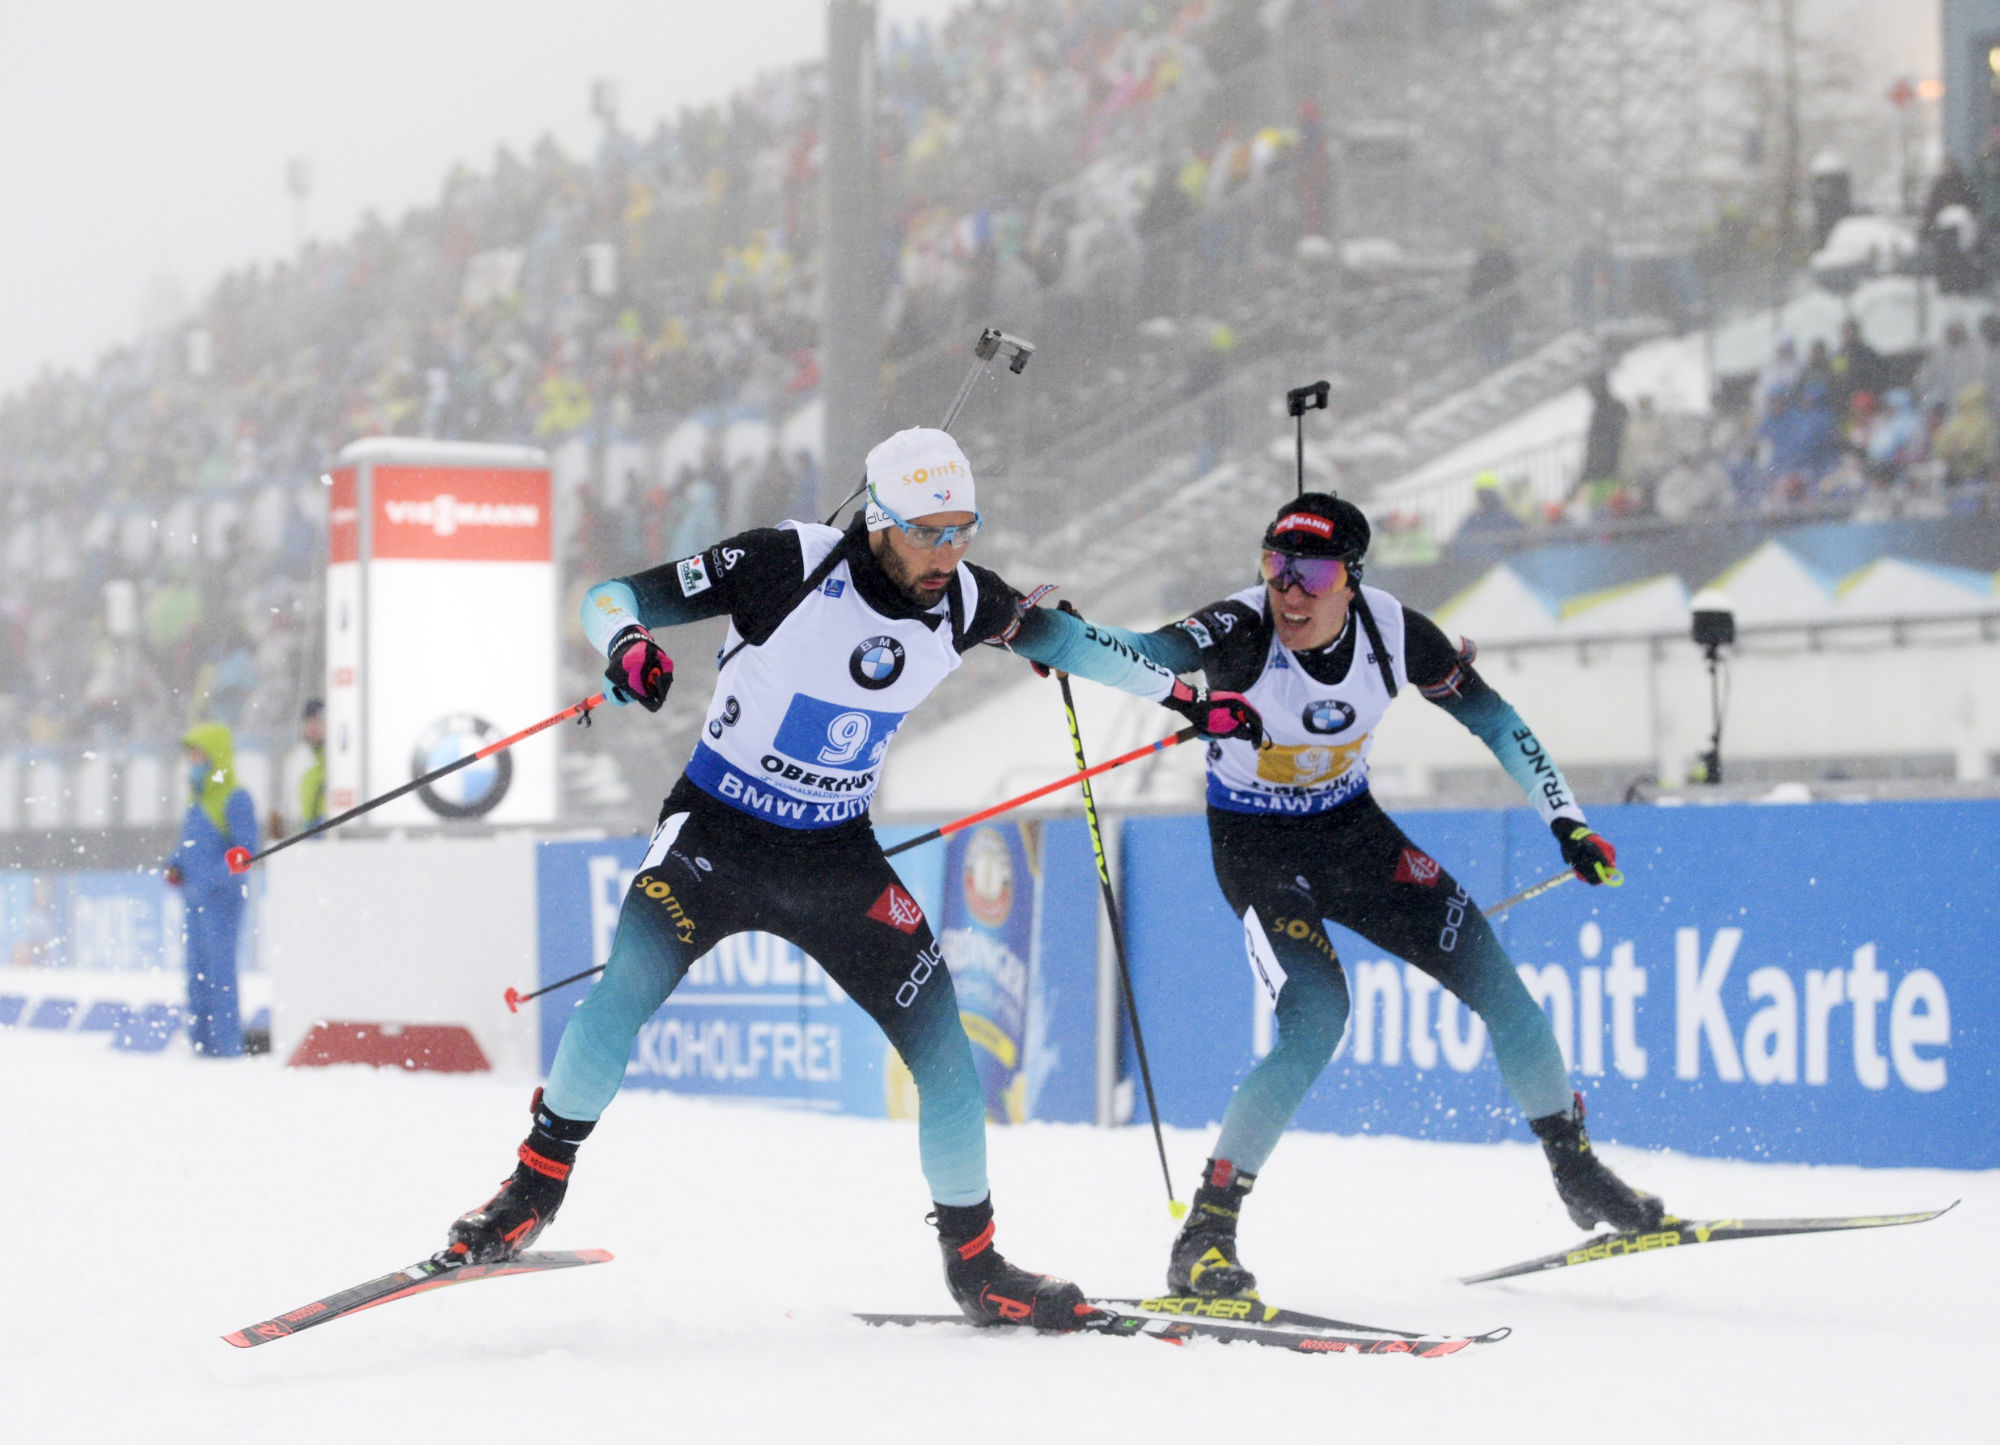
1692, 606, 1735, 650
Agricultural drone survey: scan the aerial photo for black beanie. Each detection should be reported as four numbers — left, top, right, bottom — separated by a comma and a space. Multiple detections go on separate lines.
1263, 491, 1370, 563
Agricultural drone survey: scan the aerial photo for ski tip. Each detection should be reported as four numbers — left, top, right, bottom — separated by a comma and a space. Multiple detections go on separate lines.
221, 1330, 252, 1349
576, 1248, 615, 1264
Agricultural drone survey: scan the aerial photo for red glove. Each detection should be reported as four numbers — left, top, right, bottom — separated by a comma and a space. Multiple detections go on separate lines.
1165, 679, 1264, 746
164, 866, 183, 887
605, 626, 673, 712
1554, 821, 1622, 886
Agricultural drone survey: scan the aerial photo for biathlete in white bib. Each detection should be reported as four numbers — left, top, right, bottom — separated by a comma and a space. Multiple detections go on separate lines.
440, 427, 1263, 1330
1065, 491, 1664, 1299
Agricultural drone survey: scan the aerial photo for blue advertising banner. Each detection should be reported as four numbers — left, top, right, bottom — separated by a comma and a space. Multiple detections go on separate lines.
0, 867, 274, 1048
1119, 800, 1998, 1170
0, 871, 184, 972
533, 827, 948, 1115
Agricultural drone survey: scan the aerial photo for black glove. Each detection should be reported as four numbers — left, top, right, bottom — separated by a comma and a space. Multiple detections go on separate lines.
1553, 819, 1622, 886
605, 626, 673, 712
1164, 679, 1265, 747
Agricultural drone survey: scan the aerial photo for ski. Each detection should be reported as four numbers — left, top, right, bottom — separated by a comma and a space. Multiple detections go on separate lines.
1462, 1201, 1958, 1285
222, 1248, 613, 1348
858, 1307, 1508, 1357
1099, 1294, 1428, 1339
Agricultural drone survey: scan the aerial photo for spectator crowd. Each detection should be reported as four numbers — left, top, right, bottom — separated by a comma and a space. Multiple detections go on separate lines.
2, 0, 1389, 758
20, 0, 1940, 760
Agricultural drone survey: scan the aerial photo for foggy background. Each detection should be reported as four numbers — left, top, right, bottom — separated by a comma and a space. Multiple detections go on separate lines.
2, 0, 1987, 853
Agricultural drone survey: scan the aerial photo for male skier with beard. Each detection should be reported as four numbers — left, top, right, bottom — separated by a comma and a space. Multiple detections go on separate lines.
441, 428, 1262, 1329
1049, 492, 1662, 1299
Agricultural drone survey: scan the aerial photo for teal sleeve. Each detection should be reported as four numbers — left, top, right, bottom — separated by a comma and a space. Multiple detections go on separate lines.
580, 580, 643, 654
1433, 688, 1584, 825
1007, 607, 1202, 702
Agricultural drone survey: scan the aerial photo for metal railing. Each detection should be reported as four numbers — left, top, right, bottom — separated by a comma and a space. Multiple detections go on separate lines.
1371, 432, 1587, 540
988, 250, 1598, 618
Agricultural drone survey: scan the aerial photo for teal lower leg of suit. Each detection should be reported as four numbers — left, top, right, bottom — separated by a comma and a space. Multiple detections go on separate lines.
1211, 905, 1571, 1175
541, 845, 991, 1207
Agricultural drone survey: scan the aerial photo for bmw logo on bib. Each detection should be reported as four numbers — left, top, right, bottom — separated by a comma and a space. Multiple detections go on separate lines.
411, 713, 514, 819
1302, 698, 1357, 735
850, 635, 907, 690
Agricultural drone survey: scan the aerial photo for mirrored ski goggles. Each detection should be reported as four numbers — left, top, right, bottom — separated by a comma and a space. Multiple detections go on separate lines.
867, 485, 984, 549
1260, 550, 1348, 596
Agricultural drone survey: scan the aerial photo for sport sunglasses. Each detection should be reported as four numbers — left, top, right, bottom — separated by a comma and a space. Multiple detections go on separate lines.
868, 484, 984, 549
1259, 550, 1348, 596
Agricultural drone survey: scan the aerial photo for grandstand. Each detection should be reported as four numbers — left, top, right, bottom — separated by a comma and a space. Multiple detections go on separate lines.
0, 0, 1991, 853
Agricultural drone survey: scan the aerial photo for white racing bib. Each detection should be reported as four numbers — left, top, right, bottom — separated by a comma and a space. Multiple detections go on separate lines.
1205, 584, 1408, 816
686, 523, 973, 828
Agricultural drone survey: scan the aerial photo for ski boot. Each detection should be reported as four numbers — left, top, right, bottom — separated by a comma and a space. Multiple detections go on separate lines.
932, 1198, 1099, 1331
1166, 1158, 1258, 1298
442, 1089, 596, 1265
1531, 1092, 1665, 1232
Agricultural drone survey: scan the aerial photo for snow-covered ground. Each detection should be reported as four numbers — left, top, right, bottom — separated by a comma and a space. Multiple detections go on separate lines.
8, 1030, 1990, 1444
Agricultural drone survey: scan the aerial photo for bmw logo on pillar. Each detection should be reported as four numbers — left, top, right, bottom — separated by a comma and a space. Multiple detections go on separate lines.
410, 713, 514, 819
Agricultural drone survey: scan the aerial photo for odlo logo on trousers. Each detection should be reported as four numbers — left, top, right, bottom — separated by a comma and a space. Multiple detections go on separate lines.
896, 941, 945, 1008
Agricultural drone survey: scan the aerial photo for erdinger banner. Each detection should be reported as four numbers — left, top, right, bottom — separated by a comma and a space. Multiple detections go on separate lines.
937, 824, 1040, 1123
1119, 799, 1997, 1170
325, 438, 556, 826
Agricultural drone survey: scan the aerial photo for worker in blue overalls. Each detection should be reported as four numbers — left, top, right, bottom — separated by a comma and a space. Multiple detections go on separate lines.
165, 722, 257, 1057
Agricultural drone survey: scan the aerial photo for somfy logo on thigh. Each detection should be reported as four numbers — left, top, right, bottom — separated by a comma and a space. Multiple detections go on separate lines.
410, 714, 512, 819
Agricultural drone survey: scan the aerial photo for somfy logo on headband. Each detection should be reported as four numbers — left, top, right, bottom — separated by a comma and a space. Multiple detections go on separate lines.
901, 460, 965, 488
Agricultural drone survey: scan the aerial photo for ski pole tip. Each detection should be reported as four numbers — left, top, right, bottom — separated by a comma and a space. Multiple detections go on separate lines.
503, 987, 523, 1014
225, 846, 252, 874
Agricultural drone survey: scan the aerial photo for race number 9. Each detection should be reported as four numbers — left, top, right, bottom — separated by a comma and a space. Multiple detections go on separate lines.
818, 711, 871, 766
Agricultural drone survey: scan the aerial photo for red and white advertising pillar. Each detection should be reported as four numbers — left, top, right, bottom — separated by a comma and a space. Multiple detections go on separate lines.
325, 438, 557, 826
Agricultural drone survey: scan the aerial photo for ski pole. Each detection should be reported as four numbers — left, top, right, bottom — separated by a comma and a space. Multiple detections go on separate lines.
716, 324, 1038, 675
1286, 380, 1329, 497
819, 326, 1036, 524
226, 693, 606, 874
1482, 867, 1577, 919
878, 724, 1197, 860
500, 721, 1201, 1013
1057, 670, 1183, 1221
